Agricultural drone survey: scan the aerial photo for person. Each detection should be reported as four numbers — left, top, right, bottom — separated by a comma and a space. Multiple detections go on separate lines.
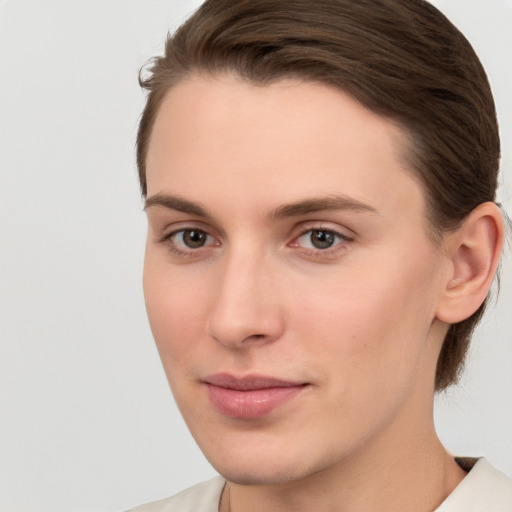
128, 0, 511, 510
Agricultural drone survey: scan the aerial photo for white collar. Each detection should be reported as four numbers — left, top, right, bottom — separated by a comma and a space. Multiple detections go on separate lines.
435, 458, 512, 511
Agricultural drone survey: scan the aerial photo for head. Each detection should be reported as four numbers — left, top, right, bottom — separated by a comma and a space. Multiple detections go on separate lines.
137, 0, 504, 486
137, 0, 501, 392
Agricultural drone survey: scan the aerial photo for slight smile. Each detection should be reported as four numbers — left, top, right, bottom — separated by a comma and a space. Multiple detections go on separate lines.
203, 373, 311, 419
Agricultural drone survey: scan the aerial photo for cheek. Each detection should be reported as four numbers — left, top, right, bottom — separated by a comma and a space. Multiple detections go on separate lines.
142, 253, 210, 365
291, 252, 439, 389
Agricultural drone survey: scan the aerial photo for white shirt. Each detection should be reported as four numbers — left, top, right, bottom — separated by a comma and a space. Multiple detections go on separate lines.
126, 459, 512, 512
435, 458, 512, 511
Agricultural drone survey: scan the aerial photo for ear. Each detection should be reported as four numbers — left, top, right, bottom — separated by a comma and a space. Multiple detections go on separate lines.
436, 202, 504, 324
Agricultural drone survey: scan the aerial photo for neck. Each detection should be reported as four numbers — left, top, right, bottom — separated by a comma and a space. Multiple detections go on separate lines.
220, 415, 466, 512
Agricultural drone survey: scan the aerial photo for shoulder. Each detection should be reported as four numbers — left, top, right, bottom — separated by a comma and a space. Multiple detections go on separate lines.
436, 458, 512, 511
125, 477, 225, 512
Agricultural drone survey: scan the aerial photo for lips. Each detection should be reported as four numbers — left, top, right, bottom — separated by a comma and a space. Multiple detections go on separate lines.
203, 373, 309, 419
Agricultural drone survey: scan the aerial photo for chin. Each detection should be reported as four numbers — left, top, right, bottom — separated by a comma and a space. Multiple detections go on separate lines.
200, 441, 323, 487
211, 460, 307, 487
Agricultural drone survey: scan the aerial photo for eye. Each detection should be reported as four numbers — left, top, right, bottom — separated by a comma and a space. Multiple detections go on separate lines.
295, 229, 349, 250
169, 229, 217, 250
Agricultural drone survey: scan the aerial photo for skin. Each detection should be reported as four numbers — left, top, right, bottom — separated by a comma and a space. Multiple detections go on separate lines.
143, 75, 471, 512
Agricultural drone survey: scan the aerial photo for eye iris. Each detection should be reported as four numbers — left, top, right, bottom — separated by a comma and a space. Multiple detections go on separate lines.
183, 229, 207, 248
310, 230, 335, 249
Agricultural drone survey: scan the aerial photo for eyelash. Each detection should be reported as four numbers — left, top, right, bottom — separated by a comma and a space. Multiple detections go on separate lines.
159, 226, 353, 258
291, 228, 353, 257
159, 228, 219, 257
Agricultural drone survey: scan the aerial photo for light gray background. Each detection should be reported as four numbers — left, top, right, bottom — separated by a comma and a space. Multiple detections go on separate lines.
1, 1, 511, 511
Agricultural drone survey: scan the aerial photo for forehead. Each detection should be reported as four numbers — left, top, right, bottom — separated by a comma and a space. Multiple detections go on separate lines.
146, 74, 426, 224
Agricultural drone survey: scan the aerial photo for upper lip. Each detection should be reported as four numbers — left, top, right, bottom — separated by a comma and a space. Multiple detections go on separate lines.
203, 373, 306, 391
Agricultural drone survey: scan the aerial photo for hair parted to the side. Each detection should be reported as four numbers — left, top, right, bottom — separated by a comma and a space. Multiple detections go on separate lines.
136, 0, 501, 391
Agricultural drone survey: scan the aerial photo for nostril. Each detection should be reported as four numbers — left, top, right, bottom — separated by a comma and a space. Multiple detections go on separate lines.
239, 333, 268, 345
206, 288, 285, 348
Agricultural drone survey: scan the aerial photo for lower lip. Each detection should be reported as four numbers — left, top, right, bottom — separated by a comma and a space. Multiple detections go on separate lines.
206, 384, 307, 419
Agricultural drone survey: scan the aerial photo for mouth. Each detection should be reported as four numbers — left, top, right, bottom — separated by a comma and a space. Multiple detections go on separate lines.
202, 373, 310, 419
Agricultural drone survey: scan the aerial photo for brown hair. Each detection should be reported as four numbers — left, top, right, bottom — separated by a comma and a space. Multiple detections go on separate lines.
136, 0, 500, 391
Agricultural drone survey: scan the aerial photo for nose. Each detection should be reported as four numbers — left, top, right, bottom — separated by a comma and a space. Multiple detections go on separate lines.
206, 248, 284, 350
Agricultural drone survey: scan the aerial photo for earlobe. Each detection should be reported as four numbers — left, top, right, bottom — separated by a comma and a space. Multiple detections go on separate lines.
436, 202, 504, 324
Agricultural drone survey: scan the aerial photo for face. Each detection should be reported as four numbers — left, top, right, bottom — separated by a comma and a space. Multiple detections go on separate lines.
143, 75, 450, 485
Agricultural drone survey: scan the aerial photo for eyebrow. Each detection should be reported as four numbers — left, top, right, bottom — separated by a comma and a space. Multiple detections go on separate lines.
268, 195, 378, 221
144, 193, 378, 220
144, 194, 211, 217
